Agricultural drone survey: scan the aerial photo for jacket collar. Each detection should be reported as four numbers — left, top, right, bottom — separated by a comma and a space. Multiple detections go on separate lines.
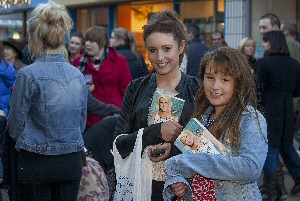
35, 54, 66, 63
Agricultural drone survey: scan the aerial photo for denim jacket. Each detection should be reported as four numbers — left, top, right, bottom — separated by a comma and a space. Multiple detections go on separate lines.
8, 54, 88, 155
164, 106, 268, 201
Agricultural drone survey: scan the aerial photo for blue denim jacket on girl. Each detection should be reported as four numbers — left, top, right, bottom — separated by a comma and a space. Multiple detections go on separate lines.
164, 106, 268, 201
8, 54, 88, 155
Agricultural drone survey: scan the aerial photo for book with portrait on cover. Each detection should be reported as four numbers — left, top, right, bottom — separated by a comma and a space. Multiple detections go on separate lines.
147, 90, 185, 126
175, 118, 229, 155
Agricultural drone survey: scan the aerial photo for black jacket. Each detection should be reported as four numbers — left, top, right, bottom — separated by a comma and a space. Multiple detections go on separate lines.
113, 72, 200, 158
116, 44, 149, 80
254, 54, 300, 146
186, 38, 209, 78
87, 92, 120, 118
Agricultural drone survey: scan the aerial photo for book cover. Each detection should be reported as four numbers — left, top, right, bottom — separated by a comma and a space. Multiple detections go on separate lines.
175, 118, 229, 155
148, 91, 185, 126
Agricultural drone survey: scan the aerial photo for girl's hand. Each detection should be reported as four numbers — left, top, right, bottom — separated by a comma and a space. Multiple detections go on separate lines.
161, 121, 183, 142
171, 182, 187, 198
148, 142, 171, 162
88, 84, 95, 92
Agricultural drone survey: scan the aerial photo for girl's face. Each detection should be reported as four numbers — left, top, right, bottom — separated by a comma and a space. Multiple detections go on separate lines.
263, 41, 271, 52
203, 63, 235, 115
85, 40, 100, 57
69, 36, 84, 55
159, 97, 170, 112
145, 32, 184, 76
109, 32, 123, 48
243, 40, 255, 58
180, 133, 194, 146
4, 45, 17, 63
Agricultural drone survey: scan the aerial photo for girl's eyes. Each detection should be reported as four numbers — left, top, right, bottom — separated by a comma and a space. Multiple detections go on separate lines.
164, 47, 171, 52
148, 49, 156, 53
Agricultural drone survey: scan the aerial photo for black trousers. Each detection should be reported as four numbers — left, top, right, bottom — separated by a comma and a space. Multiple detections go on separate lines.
19, 180, 80, 201
18, 150, 82, 201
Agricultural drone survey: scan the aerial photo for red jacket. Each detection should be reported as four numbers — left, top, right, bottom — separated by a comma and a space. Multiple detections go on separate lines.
73, 48, 132, 126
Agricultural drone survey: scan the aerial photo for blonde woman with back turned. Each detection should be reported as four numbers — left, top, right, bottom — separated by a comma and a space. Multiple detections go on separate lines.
8, 2, 88, 201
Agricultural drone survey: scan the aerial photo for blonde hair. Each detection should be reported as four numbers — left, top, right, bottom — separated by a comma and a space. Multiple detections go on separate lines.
113, 27, 140, 58
27, 2, 73, 58
237, 37, 256, 54
156, 95, 172, 112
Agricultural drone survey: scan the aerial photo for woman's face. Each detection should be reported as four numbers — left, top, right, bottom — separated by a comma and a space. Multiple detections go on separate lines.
145, 32, 184, 76
180, 133, 194, 146
203, 63, 235, 115
263, 41, 271, 52
69, 36, 84, 55
159, 97, 170, 112
4, 45, 17, 63
109, 32, 124, 48
242, 40, 255, 58
85, 40, 100, 57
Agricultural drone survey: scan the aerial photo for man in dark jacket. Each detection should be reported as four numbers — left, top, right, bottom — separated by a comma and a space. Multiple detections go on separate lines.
185, 24, 209, 79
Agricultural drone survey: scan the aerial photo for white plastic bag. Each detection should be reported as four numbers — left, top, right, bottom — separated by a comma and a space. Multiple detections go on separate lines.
113, 128, 152, 201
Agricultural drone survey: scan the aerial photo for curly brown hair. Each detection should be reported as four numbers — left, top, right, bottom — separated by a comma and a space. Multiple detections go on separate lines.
193, 47, 259, 148
142, 9, 186, 63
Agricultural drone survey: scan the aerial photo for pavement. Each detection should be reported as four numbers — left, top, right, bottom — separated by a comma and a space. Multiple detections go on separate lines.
282, 139, 300, 201
1, 143, 299, 201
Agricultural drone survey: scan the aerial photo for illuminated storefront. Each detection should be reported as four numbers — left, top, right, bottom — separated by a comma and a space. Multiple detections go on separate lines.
0, 0, 45, 41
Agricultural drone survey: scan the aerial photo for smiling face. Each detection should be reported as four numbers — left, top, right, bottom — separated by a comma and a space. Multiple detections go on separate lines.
69, 36, 84, 55
159, 97, 170, 112
145, 32, 184, 76
180, 132, 194, 146
203, 62, 235, 115
259, 18, 279, 36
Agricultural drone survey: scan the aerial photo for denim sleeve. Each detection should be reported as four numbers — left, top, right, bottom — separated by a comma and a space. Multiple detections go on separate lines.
8, 72, 34, 140
166, 112, 268, 184
163, 176, 192, 201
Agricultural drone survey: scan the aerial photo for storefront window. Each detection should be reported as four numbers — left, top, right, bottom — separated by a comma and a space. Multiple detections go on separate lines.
76, 7, 109, 34
180, 0, 224, 47
0, 12, 23, 40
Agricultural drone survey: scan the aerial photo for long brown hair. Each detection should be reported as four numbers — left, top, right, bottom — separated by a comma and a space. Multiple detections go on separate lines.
193, 47, 259, 148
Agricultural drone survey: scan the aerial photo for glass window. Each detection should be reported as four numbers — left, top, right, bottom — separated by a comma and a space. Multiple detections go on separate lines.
0, 12, 23, 40
180, 0, 224, 47
76, 7, 109, 34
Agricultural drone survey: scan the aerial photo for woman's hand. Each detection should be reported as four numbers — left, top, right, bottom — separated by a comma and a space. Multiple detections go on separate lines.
161, 121, 183, 142
88, 84, 95, 92
148, 142, 171, 162
171, 182, 187, 198
0, 110, 5, 117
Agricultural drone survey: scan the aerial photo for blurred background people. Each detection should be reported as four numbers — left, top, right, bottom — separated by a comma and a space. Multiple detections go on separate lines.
109, 27, 149, 80
0, 41, 16, 116
211, 30, 227, 48
73, 26, 132, 129
2, 38, 26, 72
254, 30, 300, 200
68, 32, 85, 64
185, 24, 209, 79
8, 2, 88, 200
281, 23, 300, 49
238, 37, 257, 67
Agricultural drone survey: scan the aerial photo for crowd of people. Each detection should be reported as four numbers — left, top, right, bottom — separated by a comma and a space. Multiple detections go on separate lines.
0, 1, 300, 201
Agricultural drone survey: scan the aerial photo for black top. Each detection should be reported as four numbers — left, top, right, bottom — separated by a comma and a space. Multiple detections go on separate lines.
116, 44, 149, 80
114, 72, 200, 158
